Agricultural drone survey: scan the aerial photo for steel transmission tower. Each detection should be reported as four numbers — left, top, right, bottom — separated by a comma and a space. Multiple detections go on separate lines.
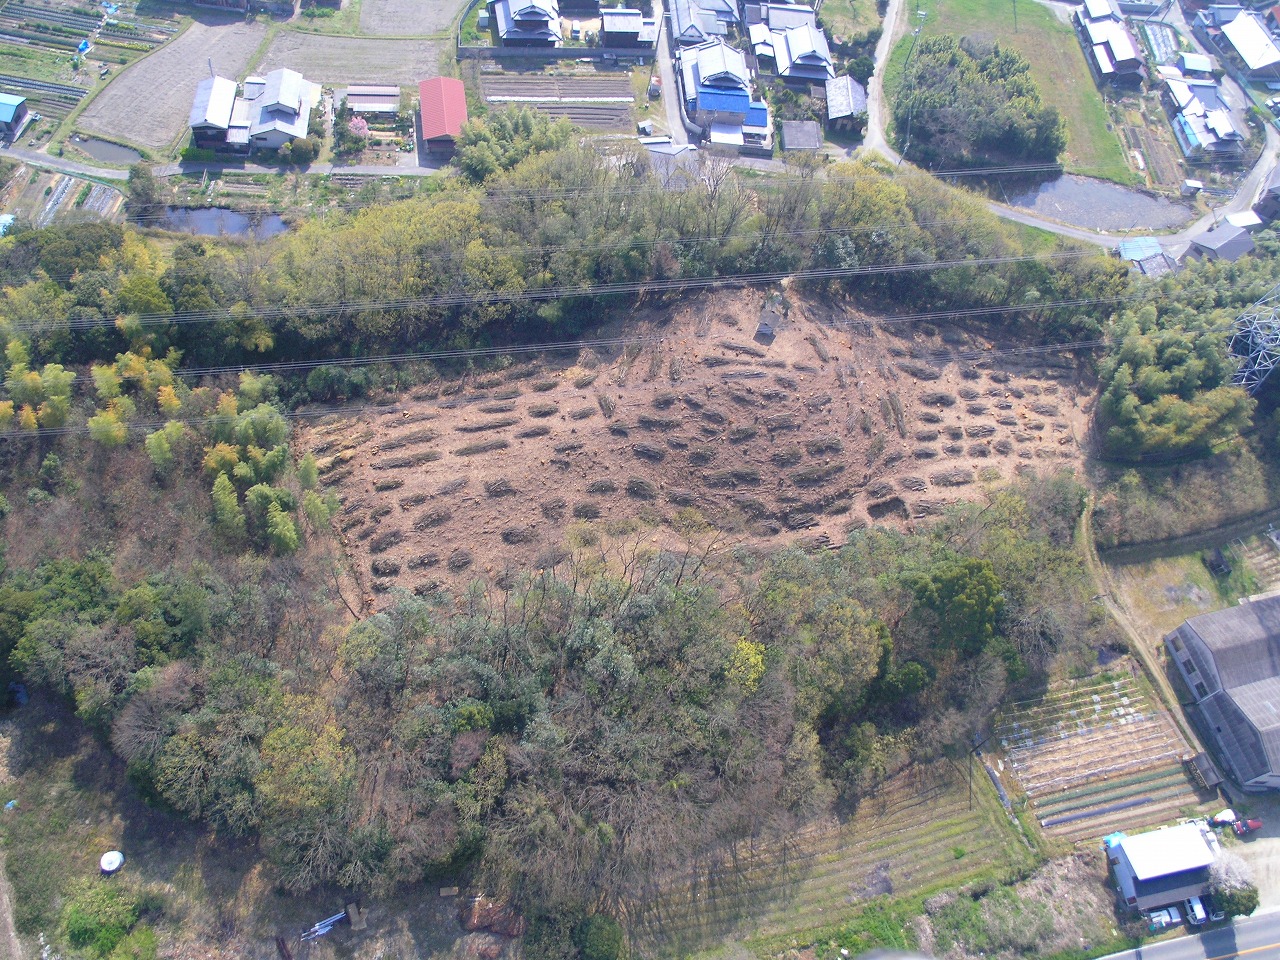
1231, 282, 1280, 394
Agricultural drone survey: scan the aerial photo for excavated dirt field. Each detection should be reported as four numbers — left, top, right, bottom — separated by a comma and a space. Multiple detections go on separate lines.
304, 288, 1092, 607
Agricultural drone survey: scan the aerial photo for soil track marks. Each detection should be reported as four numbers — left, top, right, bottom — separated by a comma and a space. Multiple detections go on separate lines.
305, 289, 1091, 605
255, 33, 444, 84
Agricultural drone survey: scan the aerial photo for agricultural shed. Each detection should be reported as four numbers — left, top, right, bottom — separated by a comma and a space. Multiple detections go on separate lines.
1104, 822, 1219, 910
188, 76, 237, 144
1167, 595, 1280, 788
1178, 51, 1215, 74
419, 77, 468, 155
825, 74, 866, 128
780, 120, 821, 150
0, 93, 28, 140
345, 84, 400, 115
1186, 222, 1254, 262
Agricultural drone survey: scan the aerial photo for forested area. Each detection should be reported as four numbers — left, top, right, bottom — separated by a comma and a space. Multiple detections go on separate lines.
892, 36, 1066, 169
0, 119, 1274, 952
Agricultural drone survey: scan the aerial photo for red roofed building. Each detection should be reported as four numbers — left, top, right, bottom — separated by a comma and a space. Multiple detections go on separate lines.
418, 77, 468, 156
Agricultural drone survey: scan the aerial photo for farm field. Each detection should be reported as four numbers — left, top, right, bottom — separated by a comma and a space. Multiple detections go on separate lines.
482, 71, 636, 129
76, 15, 267, 150
629, 762, 1037, 956
359, 0, 462, 36
254, 32, 444, 85
994, 672, 1213, 843
884, 0, 1131, 182
305, 288, 1091, 603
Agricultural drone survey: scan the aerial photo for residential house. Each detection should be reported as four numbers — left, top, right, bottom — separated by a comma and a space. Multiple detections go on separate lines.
1104, 823, 1220, 911
242, 69, 321, 151
1076, 1, 1145, 86
677, 39, 771, 148
0, 93, 29, 140
771, 23, 834, 81
187, 68, 320, 153
1167, 596, 1280, 788
824, 74, 867, 130
1164, 76, 1244, 159
1218, 10, 1280, 77
1186, 222, 1255, 260
600, 8, 658, 47
418, 76, 468, 156
669, 0, 736, 44
491, 0, 562, 46
345, 84, 400, 116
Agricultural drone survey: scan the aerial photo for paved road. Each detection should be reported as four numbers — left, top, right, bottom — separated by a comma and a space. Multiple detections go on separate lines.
1099, 910, 1280, 960
652, 0, 688, 146
0, 144, 124, 181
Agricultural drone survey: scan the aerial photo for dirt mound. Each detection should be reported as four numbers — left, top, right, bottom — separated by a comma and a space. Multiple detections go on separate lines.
304, 289, 1089, 605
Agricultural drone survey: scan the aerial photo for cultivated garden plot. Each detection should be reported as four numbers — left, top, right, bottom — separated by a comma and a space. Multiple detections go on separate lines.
482, 71, 635, 130
996, 673, 1211, 842
304, 288, 1093, 605
629, 763, 1036, 955
255, 32, 444, 85
76, 16, 267, 149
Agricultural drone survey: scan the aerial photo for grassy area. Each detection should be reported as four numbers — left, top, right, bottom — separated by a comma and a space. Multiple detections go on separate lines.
0, 43, 84, 84
884, 0, 1132, 181
289, 0, 366, 36
818, 0, 881, 42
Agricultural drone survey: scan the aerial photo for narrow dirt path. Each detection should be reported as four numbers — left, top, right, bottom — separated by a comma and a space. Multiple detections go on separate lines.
0, 849, 23, 960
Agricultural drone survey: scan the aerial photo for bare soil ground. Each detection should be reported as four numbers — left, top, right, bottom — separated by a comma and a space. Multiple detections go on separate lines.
994, 669, 1213, 843
77, 17, 268, 149
305, 288, 1091, 607
255, 32, 444, 84
358, 0, 463, 36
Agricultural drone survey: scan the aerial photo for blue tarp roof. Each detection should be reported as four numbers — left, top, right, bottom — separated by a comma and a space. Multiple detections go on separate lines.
1118, 237, 1163, 260
697, 86, 749, 113
0, 93, 23, 123
745, 101, 768, 126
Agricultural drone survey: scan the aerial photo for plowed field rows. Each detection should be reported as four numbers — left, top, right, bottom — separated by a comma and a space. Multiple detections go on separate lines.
996, 673, 1212, 840
629, 765, 1035, 955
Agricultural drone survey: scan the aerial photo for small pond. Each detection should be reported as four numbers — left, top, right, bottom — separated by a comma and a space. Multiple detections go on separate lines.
1001, 173, 1194, 231
161, 207, 289, 240
73, 137, 143, 165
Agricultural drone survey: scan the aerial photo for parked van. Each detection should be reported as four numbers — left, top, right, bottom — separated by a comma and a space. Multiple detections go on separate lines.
1185, 896, 1207, 925
571, 19, 581, 39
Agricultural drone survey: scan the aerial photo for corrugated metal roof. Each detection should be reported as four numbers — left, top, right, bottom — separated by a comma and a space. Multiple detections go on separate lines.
419, 76, 468, 141
1118, 823, 1216, 881
1118, 236, 1163, 260
1222, 11, 1280, 71
188, 76, 237, 130
0, 93, 24, 124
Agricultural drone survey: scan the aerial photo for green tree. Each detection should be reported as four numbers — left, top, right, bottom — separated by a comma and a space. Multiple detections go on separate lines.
913, 557, 1004, 656
211, 473, 245, 541
574, 915, 625, 960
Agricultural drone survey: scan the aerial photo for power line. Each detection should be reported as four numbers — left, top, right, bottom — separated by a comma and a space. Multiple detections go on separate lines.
0, 329, 1124, 441
6, 246, 1106, 337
